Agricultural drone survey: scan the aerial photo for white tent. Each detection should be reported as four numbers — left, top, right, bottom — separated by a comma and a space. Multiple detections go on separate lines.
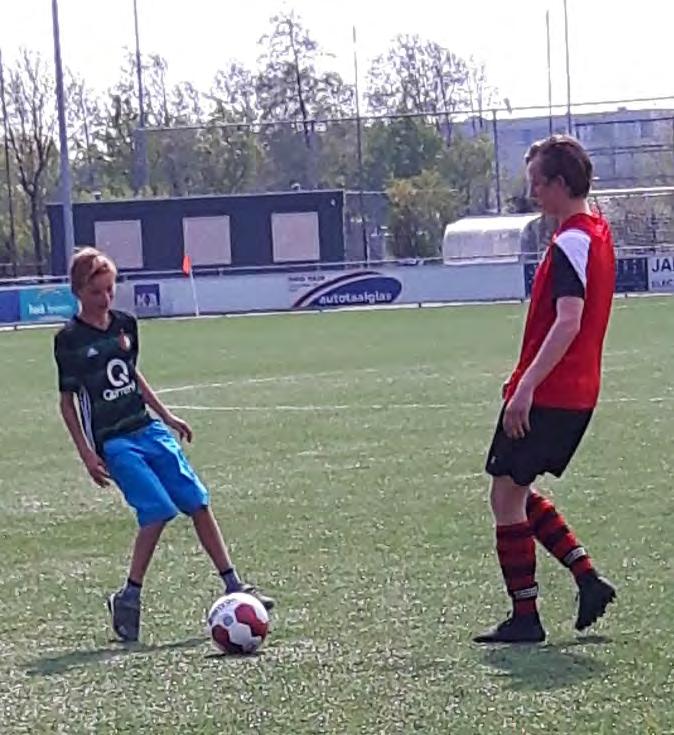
442, 214, 540, 263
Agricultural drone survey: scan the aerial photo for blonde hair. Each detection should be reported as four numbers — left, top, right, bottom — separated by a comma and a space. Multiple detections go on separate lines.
69, 247, 117, 294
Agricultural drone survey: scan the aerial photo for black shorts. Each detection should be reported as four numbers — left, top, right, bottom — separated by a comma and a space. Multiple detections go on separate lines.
485, 405, 593, 487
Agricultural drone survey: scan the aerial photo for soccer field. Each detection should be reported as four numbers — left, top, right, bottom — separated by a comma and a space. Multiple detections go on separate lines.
1, 299, 672, 734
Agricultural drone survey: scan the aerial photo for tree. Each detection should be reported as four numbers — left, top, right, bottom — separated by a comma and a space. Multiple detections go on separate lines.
255, 11, 354, 189
363, 117, 446, 190
0, 148, 14, 269
465, 57, 499, 134
257, 12, 315, 145
102, 52, 210, 198
387, 168, 462, 258
207, 64, 259, 124
438, 133, 494, 212
66, 71, 108, 195
96, 51, 142, 197
367, 35, 471, 143
4, 49, 56, 274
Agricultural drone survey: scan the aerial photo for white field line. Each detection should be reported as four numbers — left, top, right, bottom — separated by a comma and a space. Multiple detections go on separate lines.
154, 363, 495, 396
166, 402, 456, 412
156, 367, 385, 395
158, 353, 648, 398
166, 395, 674, 413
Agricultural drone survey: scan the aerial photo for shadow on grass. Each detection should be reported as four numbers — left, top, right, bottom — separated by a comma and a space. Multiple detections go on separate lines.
26, 636, 206, 677
204, 650, 264, 661
481, 635, 612, 691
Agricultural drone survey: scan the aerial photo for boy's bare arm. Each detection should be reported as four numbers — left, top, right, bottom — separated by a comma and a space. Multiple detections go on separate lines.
136, 370, 193, 442
59, 393, 111, 487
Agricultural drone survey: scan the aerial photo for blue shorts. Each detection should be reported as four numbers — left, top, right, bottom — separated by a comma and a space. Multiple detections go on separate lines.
103, 420, 209, 527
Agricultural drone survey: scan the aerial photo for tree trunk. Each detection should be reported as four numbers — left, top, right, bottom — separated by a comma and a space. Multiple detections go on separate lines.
29, 193, 43, 275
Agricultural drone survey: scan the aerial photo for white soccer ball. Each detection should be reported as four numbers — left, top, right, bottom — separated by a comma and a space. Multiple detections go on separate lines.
206, 592, 269, 655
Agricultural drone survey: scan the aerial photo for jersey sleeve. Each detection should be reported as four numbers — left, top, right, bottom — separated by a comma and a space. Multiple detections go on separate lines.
53, 332, 81, 393
552, 228, 591, 299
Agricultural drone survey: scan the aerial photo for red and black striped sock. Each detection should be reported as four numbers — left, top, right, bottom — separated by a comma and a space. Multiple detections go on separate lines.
496, 521, 538, 616
526, 489, 594, 582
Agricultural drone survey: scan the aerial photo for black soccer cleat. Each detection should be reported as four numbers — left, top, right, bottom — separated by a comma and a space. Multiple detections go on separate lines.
473, 613, 546, 644
575, 572, 616, 631
107, 590, 141, 642
240, 583, 275, 612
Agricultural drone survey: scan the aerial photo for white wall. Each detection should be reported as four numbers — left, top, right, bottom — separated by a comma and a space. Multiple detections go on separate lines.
114, 262, 526, 317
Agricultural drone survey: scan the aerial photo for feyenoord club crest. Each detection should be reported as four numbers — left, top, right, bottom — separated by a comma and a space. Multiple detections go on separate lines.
118, 330, 132, 351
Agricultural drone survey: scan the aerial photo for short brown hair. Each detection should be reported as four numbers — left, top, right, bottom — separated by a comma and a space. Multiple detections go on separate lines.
69, 247, 117, 294
525, 134, 593, 198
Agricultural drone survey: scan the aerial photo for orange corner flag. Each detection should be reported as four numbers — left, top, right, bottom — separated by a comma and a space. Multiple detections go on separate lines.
182, 253, 192, 276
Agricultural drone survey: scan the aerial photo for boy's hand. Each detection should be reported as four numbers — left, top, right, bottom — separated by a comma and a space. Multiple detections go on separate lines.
165, 413, 193, 443
82, 449, 111, 487
503, 381, 534, 440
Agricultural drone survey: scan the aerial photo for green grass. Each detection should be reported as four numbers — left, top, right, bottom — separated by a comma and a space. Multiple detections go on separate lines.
1, 299, 673, 734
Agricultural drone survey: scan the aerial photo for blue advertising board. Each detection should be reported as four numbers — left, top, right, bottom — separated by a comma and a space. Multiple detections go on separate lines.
615, 257, 648, 294
0, 290, 20, 323
291, 270, 402, 309
134, 283, 161, 317
18, 286, 78, 323
524, 256, 648, 297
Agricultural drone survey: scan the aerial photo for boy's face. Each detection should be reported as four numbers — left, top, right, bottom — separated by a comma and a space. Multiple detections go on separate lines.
79, 269, 116, 313
527, 155, 567, 217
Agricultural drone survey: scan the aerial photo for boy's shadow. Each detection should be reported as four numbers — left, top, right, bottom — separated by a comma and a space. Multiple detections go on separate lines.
26, 636, 206, 677
481, 635, 612, 691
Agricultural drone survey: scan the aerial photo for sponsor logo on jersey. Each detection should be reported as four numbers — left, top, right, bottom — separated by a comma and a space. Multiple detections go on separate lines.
103, 358, 137, 401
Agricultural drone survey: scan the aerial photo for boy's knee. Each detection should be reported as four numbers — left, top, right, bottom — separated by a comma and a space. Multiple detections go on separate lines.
189, 504, 210, 520
138, 499, 178, 528
172, 482, 209, 517
489, 476, 530, 524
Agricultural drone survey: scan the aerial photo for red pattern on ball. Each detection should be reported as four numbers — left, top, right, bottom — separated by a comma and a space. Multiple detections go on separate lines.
211, 624, 244, 654
234, 603, 269, 639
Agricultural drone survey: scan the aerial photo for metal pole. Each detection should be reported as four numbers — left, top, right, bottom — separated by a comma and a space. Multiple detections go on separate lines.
491, 109, 502, 214
133, 0, 148, 192
352, 25, 369, 261
0, 49, 17, 276
546, 10, 553, 135
563, 0, 572, 134
51, 0, 75, 270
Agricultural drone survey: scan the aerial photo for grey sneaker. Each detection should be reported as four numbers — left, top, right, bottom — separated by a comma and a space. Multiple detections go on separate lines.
107, 590, 141, 642
240, 583, 275, 611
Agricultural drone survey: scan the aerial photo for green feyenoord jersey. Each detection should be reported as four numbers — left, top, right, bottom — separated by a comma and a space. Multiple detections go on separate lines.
53, 310, 152, 453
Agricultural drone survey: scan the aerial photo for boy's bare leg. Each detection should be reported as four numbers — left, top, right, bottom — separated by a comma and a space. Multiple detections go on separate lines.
128, 521, 166, 584
108, 520, 167, 642
191, 506, 275, 610
191, 506, 233, 573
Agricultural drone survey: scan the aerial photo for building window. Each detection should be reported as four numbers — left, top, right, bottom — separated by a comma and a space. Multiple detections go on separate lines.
271, 212, 320, 262
182, 216, 232, 266
94, 220, 143, 269
640, 120, 655, 139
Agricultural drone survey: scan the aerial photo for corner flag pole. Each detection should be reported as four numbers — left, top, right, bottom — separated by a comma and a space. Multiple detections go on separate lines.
182, 254, 200, 317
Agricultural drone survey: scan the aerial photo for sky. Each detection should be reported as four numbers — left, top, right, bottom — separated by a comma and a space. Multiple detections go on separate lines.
1, 0, 673, 117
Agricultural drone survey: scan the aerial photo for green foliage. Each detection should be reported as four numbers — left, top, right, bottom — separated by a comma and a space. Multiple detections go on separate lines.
437, 133, 494, 211
364, 118, 446, 189
387, 169, 462, 257
0, 15, 501, 272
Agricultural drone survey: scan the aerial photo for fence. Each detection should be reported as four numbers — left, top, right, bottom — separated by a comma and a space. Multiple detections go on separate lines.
135, 97, 674, 209
1, 250, 672, 329
6, 97, 674, 275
